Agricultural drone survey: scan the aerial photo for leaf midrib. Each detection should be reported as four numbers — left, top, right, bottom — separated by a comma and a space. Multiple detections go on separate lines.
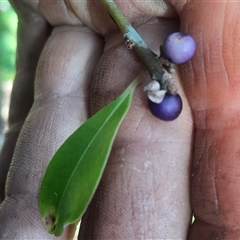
55, 90, 133, 225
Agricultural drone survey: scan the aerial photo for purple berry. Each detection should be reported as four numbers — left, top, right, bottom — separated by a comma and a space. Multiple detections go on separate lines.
161, 32, 196, 64
148, 93, 182, 121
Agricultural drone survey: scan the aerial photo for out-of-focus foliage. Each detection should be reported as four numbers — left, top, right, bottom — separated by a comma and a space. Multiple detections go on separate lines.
0, 1, 17, 81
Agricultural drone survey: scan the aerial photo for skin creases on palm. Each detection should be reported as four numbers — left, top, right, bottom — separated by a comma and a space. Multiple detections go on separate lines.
6, 0, 240, 239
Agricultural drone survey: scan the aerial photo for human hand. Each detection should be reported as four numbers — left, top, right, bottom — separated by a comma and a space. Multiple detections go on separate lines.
0, 1, 240, 239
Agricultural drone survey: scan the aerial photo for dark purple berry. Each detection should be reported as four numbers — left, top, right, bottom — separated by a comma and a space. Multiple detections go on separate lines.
161, 32, 196, 64
148, 93, 182, 121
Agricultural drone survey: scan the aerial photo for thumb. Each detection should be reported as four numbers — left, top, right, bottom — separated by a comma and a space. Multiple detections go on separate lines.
171, 1, 240, 238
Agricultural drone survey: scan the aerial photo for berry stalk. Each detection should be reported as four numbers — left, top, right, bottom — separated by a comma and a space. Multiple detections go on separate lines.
101, 0, 170, 89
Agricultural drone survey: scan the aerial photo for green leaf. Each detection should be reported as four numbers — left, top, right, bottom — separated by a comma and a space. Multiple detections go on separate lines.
39, 70, 146, 236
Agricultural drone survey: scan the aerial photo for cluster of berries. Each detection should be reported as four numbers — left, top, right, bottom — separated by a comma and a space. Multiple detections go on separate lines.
148, 32, 196, 121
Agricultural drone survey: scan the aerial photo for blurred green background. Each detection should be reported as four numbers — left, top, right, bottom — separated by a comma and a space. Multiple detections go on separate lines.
0, 1, 17, 146
0, 1, 17, 82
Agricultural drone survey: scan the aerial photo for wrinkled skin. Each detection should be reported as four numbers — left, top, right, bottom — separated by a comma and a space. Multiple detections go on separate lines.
0, 0, 240, 239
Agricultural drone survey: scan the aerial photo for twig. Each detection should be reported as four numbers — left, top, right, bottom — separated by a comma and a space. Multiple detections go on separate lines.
101, 0, 174, 91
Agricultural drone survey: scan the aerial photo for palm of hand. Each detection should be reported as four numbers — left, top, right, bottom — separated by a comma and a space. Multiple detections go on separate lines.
0, 0, 239, 239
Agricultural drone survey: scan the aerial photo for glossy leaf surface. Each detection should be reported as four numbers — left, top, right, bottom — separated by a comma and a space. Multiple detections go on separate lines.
39, 71, 146, 236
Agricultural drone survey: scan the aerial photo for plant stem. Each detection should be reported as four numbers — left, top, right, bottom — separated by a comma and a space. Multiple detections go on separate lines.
101, 0, 171, 90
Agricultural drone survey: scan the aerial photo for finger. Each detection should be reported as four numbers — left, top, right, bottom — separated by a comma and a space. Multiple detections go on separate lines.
0, 3, 52, 201
169, 1, 240, 238
0, 25, 103, 239
79, 17, 193, 239
81, 0, 178, 34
